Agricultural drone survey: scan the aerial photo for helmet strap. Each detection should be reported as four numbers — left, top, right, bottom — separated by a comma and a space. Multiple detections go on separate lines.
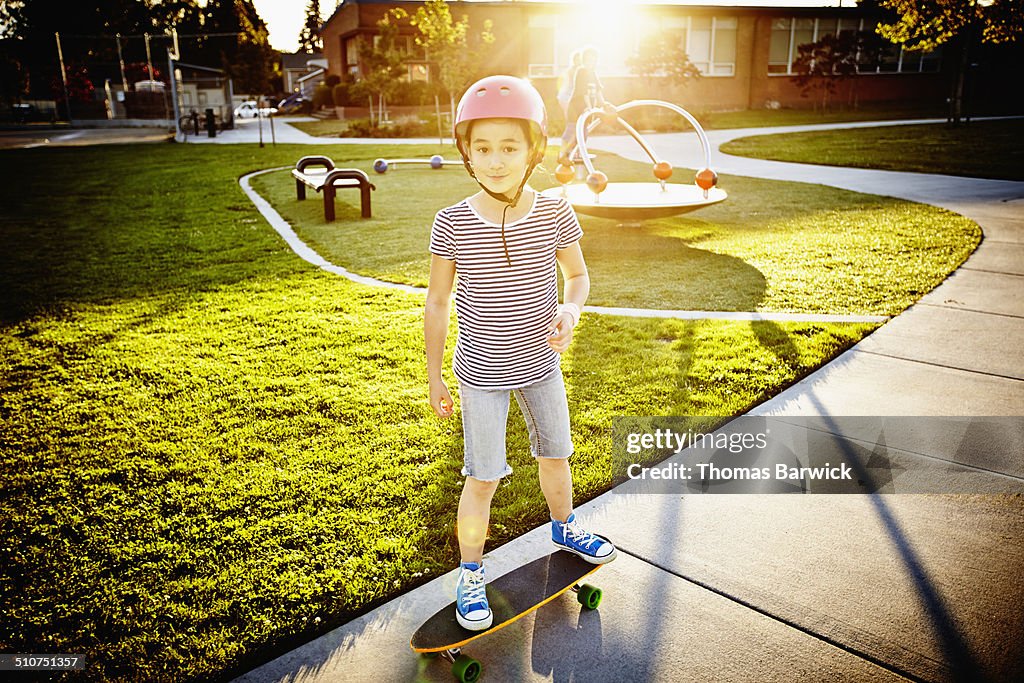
459, 144, 544, 208
460, 158, 523, 207
460, 158, 540, 268
458, 141, 545, 268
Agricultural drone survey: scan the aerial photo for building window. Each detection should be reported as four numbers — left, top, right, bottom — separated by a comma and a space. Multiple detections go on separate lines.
407, 63, 429, 83
344, 37, 359, 75
533, 13, 736, 79
769, 16, 940, 75
527, 14, 556, 78
768, 18, 792, 74
527, 25, 556, 77
683, 16, 737, 76
878, 42, 901, 72
915, 48, 941, 73
642, 15, 738, 77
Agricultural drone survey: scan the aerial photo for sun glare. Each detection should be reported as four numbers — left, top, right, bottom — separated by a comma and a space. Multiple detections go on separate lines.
559, 0, 653, 74
588, 0, 639, 37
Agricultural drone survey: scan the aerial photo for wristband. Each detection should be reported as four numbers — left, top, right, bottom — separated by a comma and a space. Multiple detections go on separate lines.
558, 302, 581, 328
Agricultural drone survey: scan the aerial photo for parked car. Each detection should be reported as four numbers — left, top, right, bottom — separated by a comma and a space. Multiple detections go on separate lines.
276, 93, 309, 115
233, 100, 277, 118
12, 103, 39, 123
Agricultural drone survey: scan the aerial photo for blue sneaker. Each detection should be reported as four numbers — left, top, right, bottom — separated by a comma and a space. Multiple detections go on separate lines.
551, 513, 617, 564
455, 562, 492, 631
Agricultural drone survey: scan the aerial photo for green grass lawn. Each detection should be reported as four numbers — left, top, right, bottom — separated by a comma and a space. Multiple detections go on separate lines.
699, 103, 946, 130
720, 118, 1024, 181
287, 117, 353, 138
0, 141, 977, 681
253, 146, 978, 316
286, 115, 445, 139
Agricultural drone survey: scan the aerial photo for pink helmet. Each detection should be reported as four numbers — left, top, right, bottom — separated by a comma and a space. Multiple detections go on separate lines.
454, 75, 547, 165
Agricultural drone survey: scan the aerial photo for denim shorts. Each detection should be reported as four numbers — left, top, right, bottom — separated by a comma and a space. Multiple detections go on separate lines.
459, 367, 574, 481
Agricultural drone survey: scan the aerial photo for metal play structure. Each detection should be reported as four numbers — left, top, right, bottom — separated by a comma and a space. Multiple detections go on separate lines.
541, 100, 727, 221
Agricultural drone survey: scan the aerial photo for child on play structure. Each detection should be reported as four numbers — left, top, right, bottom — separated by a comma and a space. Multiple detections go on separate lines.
559, 45, 606, 166
424, 75, 617, 632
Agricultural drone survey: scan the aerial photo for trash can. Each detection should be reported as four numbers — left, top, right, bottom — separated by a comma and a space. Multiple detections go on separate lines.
205, 108, 216, 138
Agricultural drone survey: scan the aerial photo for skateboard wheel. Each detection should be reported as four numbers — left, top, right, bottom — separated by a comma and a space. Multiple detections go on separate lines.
452, 654, 482, 682
576, 583, 602, 610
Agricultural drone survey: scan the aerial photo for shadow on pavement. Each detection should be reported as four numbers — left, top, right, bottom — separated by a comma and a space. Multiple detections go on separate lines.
808, 393, 983, 682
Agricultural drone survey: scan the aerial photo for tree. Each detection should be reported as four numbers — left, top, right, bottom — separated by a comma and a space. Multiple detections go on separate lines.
790, 30, 884, 112
0, 46, 28, 106
1, 0, 156, 100
52, 63, 94, 105
626, 30, 701, 92
152, 0, 205, 30
0, 2, 25, 40
410, 0, 495, 120
352, 8, 409, 126
297, 0, 323, 54
873, 0, 1024, 124
203, 0, 279, 96
124, 61, 164, 85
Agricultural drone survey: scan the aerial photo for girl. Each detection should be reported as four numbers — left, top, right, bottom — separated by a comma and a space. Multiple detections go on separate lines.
424, 75, 617, 632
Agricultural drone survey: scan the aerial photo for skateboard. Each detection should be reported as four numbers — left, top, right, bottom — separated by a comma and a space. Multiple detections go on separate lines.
410, 550, 605, 682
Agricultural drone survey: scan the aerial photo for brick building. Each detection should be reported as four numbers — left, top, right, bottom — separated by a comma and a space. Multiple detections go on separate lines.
320, 0, 1020, 114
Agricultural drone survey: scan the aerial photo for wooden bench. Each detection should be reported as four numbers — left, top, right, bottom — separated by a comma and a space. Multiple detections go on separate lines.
292, 155, 375, 221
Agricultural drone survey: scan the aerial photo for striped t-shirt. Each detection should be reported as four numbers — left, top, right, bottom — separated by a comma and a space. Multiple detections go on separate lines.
429, 192, 584, 389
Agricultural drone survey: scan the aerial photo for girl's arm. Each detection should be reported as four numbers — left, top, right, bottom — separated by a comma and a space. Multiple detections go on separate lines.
425, 255, 457, 417
549, 242, 590, 353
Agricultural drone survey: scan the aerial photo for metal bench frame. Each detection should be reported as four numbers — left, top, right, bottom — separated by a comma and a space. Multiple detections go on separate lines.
292, 155, 375, 221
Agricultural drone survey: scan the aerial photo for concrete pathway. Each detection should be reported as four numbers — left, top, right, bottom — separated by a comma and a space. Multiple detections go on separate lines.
0, 125, 172, 149
177, 115, 450, 146
232, 121, 1024, 682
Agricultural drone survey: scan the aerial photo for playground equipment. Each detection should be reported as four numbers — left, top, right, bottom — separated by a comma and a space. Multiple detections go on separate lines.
541, 100, 727, 220
373, 155, 460, 174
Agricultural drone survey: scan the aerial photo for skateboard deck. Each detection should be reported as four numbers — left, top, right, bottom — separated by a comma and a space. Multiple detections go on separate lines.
411, 550, 604, 680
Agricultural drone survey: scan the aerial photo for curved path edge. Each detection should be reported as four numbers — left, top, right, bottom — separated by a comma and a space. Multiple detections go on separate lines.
240, 167, 423, 295
239, 167, 888, 324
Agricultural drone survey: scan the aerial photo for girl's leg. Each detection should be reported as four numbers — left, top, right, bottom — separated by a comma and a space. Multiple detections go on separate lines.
457, 383, 512, 564
514, 370, 575, 522
454, 475, 499, 631
537, 457, 573, 523
517, 371, 617, 564
457, 476, 500, 564
540, 456, 617, 564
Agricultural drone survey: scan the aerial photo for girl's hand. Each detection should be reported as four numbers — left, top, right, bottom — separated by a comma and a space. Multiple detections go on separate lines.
547, 313, 575, 353
429, 381, 455, 418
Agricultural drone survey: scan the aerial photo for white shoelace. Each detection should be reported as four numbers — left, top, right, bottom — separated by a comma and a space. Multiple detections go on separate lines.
459, 567, 487, 607
563, 519, 600, 550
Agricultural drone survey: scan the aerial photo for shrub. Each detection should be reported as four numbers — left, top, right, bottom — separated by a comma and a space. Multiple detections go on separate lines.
333, 82, 352, 107
389, 80, 434, 107
339, 115, 439, 138
312, 84, 333, 110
